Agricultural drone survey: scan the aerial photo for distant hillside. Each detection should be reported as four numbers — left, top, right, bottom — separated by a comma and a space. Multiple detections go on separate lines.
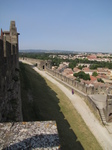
19, 49, 111, 54
19, 49, 79, 54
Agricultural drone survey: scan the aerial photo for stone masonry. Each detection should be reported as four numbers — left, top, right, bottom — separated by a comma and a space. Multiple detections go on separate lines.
0, 121, 60, 150
105, 87, 112, 122
22, 57, 52, 70
0, 21, 21, 122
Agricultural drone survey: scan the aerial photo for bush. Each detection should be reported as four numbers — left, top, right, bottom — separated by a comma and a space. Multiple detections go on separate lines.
92, 71, 98, 77
74, 71, 90, 80
97, 78, 104, 83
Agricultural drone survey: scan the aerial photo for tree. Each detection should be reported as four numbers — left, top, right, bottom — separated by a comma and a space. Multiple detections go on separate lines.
90, 64, 98, 69
97, 78, 104, 83
73, 71, 90, 80
92, 71, 98, 77
78, 65, 83, 70
69, 61, 77, 70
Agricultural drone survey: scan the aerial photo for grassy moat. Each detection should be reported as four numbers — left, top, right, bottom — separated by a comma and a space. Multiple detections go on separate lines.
19, 62, 102, 150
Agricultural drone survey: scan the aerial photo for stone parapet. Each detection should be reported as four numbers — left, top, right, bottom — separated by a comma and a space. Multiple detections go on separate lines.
0, 121, 60, 150
46, 68, 95, 95
46, 67, 110, 96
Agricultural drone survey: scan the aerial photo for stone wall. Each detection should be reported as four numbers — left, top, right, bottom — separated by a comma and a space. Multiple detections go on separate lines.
22, 57, 52, 70
20, 58, 110, 104
21, 57, 107, 96
105, 88, 112, 122
0, 21, 21, 122
46, 67, 108, 96
0, 22, 60, 149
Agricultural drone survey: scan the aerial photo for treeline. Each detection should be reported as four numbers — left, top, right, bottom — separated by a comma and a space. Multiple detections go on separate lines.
69, 59, 112, 69
19, 52, 65, 66
19, 52, 50, 60
89, 61, 112, 69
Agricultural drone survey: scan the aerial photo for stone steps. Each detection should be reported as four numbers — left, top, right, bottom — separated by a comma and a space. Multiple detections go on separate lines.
99, 109, 107, 125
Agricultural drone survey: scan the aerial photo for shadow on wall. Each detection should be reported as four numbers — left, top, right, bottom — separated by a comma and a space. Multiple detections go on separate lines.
3, 134, 60, 150
19, 62, 84, 150
0, 25, 19, 122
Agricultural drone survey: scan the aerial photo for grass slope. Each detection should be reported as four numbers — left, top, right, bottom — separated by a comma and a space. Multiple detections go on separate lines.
20, 62, 102, 150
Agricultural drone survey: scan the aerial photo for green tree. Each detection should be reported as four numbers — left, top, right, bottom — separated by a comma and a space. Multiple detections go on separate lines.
78, 65, 83, 70
97, 78, 104, 83
73, 71, 90, 80
69, 61, 77, 70
92, 71, 98, 77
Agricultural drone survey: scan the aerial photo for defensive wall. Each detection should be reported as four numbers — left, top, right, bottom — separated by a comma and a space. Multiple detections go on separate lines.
46, 68, 112, 122
20, 57, 112, 122
21, 58, 108, 95
0, 21, 21, 122
46, 68, 110, 95
22, 57, 52, 70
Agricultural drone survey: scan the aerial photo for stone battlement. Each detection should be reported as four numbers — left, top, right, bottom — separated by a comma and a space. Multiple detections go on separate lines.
46, 68, 109, 95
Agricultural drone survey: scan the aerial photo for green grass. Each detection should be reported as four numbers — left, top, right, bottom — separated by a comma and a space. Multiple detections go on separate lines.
19, 62, 102, 150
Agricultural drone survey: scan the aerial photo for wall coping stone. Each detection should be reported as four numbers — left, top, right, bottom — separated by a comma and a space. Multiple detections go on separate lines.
0, 121, 60, 150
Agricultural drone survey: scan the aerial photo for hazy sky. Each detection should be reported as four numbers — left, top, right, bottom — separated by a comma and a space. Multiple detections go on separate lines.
0, 0, 112, 52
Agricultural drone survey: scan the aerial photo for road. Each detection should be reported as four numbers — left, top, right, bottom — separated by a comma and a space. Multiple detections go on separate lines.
20, 60, 112, 150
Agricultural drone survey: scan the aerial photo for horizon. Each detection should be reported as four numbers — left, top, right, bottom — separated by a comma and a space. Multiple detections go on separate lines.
19, 49, 112, 54
0, 0, 112, 53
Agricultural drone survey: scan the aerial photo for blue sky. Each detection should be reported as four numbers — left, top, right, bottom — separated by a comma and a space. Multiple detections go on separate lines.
0, 0, 112, 52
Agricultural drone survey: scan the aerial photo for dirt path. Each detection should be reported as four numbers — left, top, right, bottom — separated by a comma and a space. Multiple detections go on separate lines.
20, 60, 112, 150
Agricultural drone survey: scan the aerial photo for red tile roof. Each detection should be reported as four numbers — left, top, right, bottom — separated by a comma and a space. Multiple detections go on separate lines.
90, 76, 97, 81
73, 67, 81, 72
82, 67, 90, 71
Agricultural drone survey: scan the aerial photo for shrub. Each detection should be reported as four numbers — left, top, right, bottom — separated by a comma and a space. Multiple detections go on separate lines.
92, 71, 98, 77
97, 78, 104, 83
74, 71, 90, 80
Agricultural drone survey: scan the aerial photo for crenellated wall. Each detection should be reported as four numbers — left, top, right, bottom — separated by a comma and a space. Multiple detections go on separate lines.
0, 21, 21, 122
46, 67, 112, 122
46, 67, 108, 96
